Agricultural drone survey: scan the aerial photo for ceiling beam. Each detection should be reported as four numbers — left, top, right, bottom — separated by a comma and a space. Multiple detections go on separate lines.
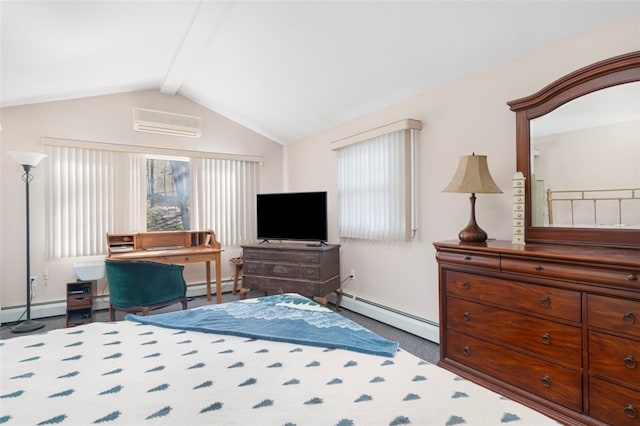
161, 1, 233, 95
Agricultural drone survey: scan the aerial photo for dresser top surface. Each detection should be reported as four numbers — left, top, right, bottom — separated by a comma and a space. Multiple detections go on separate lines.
242, 242, 340, 252
434, 240, 639, 268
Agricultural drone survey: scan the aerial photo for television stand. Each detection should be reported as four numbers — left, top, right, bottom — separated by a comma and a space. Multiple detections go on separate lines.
240, 243, 342, 309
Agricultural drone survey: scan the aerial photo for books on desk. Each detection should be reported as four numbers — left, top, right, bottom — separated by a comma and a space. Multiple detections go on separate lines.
145, 245, 183, 251
110, 246, 134, 253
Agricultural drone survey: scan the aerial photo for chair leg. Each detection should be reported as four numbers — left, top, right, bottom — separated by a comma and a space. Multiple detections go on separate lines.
239, 287, 249, 300
181, 298, 188, 310
109, 306, 115, 322
232, 264, 242, 295
232, 266, 238, 294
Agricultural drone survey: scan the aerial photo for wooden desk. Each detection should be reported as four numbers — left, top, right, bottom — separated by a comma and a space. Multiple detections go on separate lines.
107, 231, 224, 303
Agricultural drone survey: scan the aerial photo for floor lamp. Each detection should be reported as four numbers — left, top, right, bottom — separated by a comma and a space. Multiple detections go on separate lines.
7, 151, 47, 333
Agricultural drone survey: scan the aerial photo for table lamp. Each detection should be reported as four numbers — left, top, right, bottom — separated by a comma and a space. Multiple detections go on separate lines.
443, 153, 502, 242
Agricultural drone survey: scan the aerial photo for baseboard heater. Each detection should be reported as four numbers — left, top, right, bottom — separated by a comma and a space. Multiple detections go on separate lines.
2, 285, 440, 345
0, 280, 235, 324
330, 292, 440, 344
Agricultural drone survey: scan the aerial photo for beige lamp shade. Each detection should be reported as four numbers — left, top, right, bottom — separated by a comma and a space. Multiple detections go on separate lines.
443, 153, 502, 242
443, 154, 502, 194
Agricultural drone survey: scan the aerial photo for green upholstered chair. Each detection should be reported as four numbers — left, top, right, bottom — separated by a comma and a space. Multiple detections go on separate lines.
105, 259, 188, 321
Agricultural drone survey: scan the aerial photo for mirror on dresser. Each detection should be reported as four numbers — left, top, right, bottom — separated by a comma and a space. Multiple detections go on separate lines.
508, 51, 640, 248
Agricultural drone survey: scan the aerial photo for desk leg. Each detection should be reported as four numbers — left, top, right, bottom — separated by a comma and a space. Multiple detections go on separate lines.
215, 254, 222, 304
205, 261, 212, 302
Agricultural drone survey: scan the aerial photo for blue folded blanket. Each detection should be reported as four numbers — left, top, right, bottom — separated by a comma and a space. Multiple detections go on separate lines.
126, 293, 398, 357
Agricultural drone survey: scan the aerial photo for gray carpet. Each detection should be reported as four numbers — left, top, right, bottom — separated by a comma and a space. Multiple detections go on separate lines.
1, 291, 439, 364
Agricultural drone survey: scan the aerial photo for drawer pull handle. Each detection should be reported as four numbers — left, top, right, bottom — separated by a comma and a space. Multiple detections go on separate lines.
463, 256, 471, 261
534, 265, 543, 271
273, 266, 289, 275
541, 333, 551, 345
624, 405, 637, 419
461, 281, 470, 290
462, 346, 470, 356
540, 375, 551, 388
463, 312, 471, 321
540, 295, 551, 308
304, 256, 315, 262
623, 355, 637, 369
622, 312, 636, 324
247, 265, 259, 273
628, 274, 638, 281
305, 269, 315, 276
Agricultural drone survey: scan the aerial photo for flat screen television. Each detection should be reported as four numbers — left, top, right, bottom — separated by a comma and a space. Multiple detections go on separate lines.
256, 191, 328, 243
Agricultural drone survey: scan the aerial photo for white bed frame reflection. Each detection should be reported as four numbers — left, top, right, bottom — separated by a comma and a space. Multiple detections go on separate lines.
546, 187, 640, 228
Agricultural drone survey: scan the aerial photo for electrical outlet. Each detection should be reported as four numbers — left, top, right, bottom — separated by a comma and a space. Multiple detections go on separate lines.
30, 275, 38, 287
349, 269, 356, 280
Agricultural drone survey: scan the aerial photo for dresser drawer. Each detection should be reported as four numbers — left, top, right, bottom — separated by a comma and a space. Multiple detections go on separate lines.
588, 295, 640, 339
446, 329, 582, 412
502, 257, 639, 289
436, 250, 500, 270
67, 296, 92, 308
244, 249, 321, 264
589, 377, 640, 426
241, 275, 330, 295
243, 261, 263, 275
445, 270, 581, 322
447, 297, 582, 367
589, 331, 640, 387
263, 262, 301, 279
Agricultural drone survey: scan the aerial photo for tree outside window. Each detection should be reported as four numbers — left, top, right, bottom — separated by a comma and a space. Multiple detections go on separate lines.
146, 158, 190, 231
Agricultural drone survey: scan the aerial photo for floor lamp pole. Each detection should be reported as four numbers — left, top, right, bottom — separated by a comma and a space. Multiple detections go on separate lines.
12, 164, 45, 333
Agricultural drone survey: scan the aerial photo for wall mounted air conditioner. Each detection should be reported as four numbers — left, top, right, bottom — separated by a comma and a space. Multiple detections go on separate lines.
133, 107, 202, 138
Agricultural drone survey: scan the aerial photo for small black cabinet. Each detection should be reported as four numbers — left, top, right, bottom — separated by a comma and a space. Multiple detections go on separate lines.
66, 281, 93, 327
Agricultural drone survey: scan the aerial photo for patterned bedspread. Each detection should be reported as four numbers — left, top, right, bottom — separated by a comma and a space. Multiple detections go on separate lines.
1, 295, 560, 425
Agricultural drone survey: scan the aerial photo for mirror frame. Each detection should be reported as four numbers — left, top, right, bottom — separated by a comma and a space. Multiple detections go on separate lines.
508, 50, 640, 249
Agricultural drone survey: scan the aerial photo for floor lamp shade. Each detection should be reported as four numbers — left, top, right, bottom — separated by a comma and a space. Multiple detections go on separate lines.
7, 151, 47, 333
443, 154, 502, 242
7, 151, 48, 167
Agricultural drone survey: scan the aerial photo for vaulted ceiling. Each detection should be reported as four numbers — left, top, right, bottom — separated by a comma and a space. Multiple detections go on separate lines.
1, 1, 638, 144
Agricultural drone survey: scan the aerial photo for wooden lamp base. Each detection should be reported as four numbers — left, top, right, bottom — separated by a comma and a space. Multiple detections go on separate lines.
458, 193, 488, 243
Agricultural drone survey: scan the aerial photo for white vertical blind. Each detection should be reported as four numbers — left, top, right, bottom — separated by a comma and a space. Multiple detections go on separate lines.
45, 146, 144, 258
337, 129, 416, 241
120, 154, 146, 233
191, 157, 259, 246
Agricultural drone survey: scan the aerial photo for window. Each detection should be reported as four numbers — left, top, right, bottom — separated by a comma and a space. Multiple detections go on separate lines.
333, 120, 420, 241
44, 139, 260, 258
146, 157, 190, 231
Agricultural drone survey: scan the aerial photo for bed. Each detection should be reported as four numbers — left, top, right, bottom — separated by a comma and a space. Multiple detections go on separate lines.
1, 293, 560, 425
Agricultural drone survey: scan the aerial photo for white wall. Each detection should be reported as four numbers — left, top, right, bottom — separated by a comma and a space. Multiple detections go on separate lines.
1, 90, 283, 308
284, 14, 640, 325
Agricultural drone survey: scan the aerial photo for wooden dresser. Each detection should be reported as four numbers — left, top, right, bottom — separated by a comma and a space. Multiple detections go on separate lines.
240, 243, 342, 308
434, 240, 640, 426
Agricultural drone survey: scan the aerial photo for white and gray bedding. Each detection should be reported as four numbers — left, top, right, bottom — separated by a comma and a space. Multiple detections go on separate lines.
1, 293, 559, 425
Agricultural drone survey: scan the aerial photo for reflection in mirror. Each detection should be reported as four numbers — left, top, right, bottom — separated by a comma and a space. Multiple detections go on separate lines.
529, 82, 640, 229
